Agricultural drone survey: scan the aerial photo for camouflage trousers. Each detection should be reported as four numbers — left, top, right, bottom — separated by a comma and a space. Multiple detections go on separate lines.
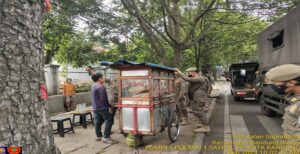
178, 96, 188, 117
190, 99, 208, 125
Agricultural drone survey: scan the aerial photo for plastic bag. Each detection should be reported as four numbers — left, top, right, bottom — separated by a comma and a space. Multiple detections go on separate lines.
40, 83, 48, 101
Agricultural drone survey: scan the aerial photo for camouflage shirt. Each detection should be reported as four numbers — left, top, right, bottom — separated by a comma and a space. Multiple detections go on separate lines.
282, 94, 300, 135
105, 79, 118, 106
178, 72, 208, 100
175, 78, 188, 101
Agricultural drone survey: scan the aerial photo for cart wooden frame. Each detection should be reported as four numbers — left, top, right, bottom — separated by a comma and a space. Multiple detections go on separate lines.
108, 61, 181, 142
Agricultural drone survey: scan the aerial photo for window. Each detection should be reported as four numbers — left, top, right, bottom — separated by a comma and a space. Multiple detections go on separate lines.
271, 30, 284, 49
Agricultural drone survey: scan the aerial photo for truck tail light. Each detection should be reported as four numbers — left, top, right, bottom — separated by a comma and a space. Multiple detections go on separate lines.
237, 91, 247, 95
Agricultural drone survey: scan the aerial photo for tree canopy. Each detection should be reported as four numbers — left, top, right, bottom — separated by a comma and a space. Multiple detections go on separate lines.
43, 0, 300, 69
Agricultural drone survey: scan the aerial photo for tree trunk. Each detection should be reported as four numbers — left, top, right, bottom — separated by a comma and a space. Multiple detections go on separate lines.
195, 56, 201, 73
173, 46, 182, 68
44, 49, 54, 64
201, 41, 212, 73
0, 1, 58, 153
45, 50, 52, 64
193, 43, 201, 72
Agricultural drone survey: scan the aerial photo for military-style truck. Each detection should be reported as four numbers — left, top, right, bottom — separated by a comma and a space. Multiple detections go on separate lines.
257, 5, 300, 116
230, 62, 259, 101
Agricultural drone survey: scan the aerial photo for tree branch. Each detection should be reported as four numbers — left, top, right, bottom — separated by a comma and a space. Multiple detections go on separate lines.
121, 0, 166, 58
182, 0, 217, 45
162, 0, 177, 24
127, 0, 172, 45
162, 6, 179, 44
207, 16, 262, 25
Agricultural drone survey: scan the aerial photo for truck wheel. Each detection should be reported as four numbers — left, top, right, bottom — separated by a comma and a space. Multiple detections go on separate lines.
259, 95, 276, 117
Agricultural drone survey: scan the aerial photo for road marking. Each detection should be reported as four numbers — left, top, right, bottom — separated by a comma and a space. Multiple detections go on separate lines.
224, 92, 233, 153
257, 115, 283, 136
230, 115, 257, 152
257, 115, 284, 146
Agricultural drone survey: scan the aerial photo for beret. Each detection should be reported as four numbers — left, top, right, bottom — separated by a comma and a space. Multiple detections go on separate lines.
265, 64, 300, 81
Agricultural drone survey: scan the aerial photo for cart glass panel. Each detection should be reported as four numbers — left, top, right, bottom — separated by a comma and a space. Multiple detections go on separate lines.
161, 71, 169, 77
121, 70, 149, 76
152, 70, 159, 76
160, 80, 169, 96
122, 100, 149, 105
169, 72, 174, 78
121, 79, 149, 97
169, 80, 174, 93
122, 108, 133, 130
137, 108, 151, 131
153, 79, 159, 98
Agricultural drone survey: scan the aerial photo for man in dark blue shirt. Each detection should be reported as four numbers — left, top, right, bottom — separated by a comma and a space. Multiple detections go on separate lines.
91, 73, 117, 144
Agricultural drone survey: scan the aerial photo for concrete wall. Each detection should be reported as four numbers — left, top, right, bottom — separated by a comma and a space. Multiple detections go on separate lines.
44, 64, 60, 95
48, 92, 91, 114
61, 66, 106, 83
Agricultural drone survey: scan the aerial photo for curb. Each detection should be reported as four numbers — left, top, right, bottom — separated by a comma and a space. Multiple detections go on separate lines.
188, 98, 217, 154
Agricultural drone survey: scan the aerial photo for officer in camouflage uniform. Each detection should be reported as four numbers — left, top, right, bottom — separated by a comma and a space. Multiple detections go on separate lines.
265, 64, 300, 154
176, 67, 211, 133
201, 72, 213, 112
175, 76, 189, 125
205, 73, 214, 95
107, 79, 118, 115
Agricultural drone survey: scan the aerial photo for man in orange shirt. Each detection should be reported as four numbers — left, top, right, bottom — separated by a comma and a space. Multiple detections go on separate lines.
64, 78, 76, 111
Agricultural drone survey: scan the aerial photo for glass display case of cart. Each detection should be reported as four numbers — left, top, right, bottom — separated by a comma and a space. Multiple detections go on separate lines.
107, 60, 176, 136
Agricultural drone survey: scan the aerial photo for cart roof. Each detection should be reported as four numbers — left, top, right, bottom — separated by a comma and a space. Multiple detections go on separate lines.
100, 60, 176, 71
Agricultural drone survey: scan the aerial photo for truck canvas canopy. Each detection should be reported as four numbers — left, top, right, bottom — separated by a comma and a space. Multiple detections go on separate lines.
258, 5, 300, 71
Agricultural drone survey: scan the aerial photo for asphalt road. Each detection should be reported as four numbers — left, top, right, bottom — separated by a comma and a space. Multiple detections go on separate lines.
202, 83, 284, 154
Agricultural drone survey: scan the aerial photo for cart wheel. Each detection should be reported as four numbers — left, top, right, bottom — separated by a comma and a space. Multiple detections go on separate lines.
167, 108, 181, 142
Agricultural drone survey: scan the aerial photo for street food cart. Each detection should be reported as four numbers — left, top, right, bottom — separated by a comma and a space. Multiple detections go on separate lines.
101, 60, 180, 144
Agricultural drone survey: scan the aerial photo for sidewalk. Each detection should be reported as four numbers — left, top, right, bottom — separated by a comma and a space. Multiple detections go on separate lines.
53, 82, 223, 154
53, 111, 198, 154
